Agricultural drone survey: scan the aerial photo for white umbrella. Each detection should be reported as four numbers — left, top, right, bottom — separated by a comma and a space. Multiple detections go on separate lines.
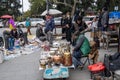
41, 9, 62, 16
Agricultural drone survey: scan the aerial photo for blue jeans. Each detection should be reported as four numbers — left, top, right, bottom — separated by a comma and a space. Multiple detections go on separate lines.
72, 50, 83, 68
8, 37, 14, 50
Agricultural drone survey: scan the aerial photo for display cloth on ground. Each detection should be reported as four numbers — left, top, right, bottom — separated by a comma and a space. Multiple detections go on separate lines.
3, 35, 41, 60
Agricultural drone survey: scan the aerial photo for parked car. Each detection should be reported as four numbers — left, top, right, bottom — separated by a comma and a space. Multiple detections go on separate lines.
83, 16, 96, 27
0, 22, 3, 28
0, 19, 3, 28
54, 17, 62, 26
17, 18, 45, 27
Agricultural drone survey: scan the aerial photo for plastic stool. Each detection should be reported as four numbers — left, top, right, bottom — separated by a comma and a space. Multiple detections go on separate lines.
88, 62, 105, 79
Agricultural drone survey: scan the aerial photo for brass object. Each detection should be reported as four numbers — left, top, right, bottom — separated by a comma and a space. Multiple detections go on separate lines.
53, 54, 62, 65
63, 50, 72, 66
47, 57, 53, 68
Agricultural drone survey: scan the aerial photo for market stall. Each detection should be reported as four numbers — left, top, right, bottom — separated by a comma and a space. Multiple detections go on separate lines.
103, 20, 120, 51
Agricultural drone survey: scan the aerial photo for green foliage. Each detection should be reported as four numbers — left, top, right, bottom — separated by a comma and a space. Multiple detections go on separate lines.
0, 0, 21, 17
29, 0, 46, 15
30, 0, 120, 16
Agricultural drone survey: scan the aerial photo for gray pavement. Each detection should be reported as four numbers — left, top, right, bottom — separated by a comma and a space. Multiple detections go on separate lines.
0, 28, 118, 80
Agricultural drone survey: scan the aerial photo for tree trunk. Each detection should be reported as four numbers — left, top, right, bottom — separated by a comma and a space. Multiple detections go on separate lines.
71, 0, 77, 17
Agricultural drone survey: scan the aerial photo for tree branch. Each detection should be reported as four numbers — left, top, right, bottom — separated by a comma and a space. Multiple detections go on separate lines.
54, 1, 72, 8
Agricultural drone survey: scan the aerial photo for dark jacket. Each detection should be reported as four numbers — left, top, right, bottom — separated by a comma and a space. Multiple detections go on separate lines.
17, 28, 23, 38
44, 18, 55, 33
61, 18, 66, 26
65, 17, 72, 29
73, 21, 88, 35
10, 30, 18, 39
36, 27, 45, 38
101, 11, 109, 31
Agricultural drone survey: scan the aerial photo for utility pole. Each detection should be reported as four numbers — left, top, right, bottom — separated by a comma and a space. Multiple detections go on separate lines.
22, 0, 24, 14
22, 0, 24, 21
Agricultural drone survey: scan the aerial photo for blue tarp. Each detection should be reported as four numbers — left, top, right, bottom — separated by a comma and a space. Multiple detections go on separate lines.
109, 12, 120, 19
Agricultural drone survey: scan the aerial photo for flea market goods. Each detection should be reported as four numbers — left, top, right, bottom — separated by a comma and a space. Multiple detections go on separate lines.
53, 54, 62, 65
63, 51, 72, 66
39, 60, 46, 68
47, 57, 53, 68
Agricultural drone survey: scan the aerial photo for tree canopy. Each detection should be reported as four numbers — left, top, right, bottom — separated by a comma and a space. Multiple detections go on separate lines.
28, 0, 120, 17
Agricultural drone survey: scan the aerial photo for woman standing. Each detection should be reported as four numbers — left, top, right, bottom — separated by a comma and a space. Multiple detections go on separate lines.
65, 12, 72, 43
25, 17, 32, 35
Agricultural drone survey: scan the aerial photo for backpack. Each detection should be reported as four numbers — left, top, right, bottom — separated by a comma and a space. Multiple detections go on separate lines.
78, 34, 91, 56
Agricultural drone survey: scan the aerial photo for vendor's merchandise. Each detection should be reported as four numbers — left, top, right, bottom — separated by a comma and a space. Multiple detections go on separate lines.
47, 57, 53, 68
39, 59, 47, 68
53, 54, 62, 65
40, 41, 50, 51
63, 50, 72, 66
49, 50, 55, 55
53, 42, 60, 47
55, 36, 62, 40
50, 48, 58, 51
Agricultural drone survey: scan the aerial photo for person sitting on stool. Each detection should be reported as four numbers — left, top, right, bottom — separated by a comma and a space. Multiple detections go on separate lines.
72, 32, 91, 68
36, 25, 46, 41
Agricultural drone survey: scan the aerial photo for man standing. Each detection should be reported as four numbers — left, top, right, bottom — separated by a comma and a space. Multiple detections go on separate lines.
61, 14, 66, 39
65, 12, 72, 43
44, 14, 55, 45
101, 7, 109, 31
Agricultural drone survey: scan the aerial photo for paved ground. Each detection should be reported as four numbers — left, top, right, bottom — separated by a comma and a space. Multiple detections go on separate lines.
0, 28, 118, 80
